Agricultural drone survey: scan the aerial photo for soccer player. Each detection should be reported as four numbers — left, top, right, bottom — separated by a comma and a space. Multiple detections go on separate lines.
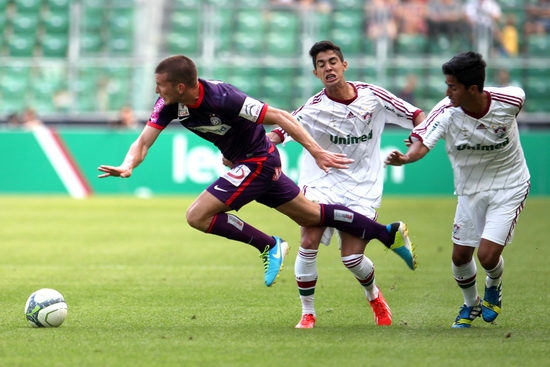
268, 40, 424, 328
98, 55, 415, 288
385, 51, 530, 328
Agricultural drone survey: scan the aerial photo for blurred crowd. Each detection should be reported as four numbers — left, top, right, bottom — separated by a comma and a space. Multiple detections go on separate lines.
271, 0, 550, 57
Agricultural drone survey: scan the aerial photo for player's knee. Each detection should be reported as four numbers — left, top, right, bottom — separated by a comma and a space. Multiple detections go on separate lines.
185, 207, 204, 231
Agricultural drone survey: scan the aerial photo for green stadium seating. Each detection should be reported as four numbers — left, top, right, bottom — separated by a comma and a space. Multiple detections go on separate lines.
80, 32, 103, 54
268, 10, 299, 33
333, 0, 365, 8
166, 32, 200, 55
7, 34, 36, 56
332, 10, 363, 31
107, 36, 133, 55
41, 34, 69, 57
265, 31, 298, 57
236, 9, 266, 33
233, 32, 264, 55
330, 29, 362, 55
396, 34, 428, 56
11, 12, 39, 34
15, 0, 42, 12
527, 34, 550, 56
43, 12, 70, 33
45, 0, 71, 10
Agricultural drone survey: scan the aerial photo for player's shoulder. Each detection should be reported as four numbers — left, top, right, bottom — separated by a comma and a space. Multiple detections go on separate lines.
485, 86, 525, 107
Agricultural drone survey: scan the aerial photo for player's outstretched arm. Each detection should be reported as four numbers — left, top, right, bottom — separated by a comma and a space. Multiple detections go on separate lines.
263, 106, 353, 172
385, 140, 429, 166
98, 125, 161, 178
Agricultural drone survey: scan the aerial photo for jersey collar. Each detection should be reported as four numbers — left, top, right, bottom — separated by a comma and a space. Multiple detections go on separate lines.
187, 81, 204, 109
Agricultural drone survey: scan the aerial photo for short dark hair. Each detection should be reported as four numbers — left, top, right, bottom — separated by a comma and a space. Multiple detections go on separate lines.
442, 51, 486, 91
309, 40, 345, 68
155, 55, 198, 87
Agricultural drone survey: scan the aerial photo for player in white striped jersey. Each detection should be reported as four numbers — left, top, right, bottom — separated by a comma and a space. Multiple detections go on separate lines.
269, 40, 425, 328
385, 51, 530, 328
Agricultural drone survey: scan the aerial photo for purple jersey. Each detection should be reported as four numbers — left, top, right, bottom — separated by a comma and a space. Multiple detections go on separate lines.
147, 78, 272, 163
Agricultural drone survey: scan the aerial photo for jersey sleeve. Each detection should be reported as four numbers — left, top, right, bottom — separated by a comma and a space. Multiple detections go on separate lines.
410, 101, 450, 149
367, 84, 422, 129
147, 97, 178, 130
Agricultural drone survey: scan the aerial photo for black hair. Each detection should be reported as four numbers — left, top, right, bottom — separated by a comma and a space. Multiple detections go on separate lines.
308, 40, 345, 68
442, 51, 486, 91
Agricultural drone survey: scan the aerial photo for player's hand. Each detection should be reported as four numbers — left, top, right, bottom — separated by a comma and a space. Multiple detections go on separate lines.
97, 165, 133, 178
315, 150, 354, 172
404, 138, 412, 147
384, 150, 406, 167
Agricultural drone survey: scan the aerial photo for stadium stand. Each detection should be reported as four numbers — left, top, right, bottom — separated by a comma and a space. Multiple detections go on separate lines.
0, 0, 548, 126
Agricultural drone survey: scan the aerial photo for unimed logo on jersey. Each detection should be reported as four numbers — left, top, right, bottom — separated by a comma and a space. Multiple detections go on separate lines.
334, 209, 354, 223
329, 131, 372, 145
456, 137, 510, 151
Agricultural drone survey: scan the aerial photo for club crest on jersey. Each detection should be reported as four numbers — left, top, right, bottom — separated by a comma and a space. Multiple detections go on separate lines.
178, 104, 190, 120
210, 115, 222, 125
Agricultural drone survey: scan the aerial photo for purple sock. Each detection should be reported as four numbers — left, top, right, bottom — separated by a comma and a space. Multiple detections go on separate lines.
206, 213, 275, 252
319, 204, 393, 246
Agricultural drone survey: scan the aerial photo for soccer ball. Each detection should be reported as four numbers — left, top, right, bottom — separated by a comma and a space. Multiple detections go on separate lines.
24, 288, 68, 328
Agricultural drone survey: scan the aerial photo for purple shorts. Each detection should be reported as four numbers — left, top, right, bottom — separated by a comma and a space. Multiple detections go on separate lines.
206, 149, 300, 210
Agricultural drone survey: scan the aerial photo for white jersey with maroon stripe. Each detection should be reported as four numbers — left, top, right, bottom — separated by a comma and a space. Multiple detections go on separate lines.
411, 86, 530, 195
281, 81, 420, 207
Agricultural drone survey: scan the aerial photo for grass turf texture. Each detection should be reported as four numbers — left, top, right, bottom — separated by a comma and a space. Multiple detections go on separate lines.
0, 195, 548, 367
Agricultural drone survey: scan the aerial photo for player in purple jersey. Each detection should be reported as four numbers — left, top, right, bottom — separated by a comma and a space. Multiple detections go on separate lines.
385, 52, 530, 328
98, 54, 414, 288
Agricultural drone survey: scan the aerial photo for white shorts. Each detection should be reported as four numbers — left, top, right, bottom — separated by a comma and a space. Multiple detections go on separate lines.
302, 185, 377, 246
452, 181, 530, 247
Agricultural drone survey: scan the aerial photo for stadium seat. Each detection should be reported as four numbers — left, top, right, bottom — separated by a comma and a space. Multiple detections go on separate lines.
8, 34, 36, 57
15, 0, 42, 13
396, 34, 428, 56
41, 34, 69, 57
265, 31, 298, 57
45, 0, 71, 10
11, 12, 39, 34
109, 10, 134, 37
43, 12, 70, 34
236, 9, 266, 33
262, 75, 288, 98
233, 32, 264, 55
165, 32, 200, 55
106, 36, 133, 55
80, 32, 103, 54
172, 0, 202, 7
333, 0, 364, 8
238, 0, 267, 7
332, 10, 364, 31
83, 8, 105, 31
268, 10, 299, 34
330, 29, 362, 56
527, 35, 550, 57
170, 10, 200, 33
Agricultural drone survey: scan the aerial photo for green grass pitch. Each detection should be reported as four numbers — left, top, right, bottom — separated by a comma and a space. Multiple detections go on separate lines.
0, 195, 548, 367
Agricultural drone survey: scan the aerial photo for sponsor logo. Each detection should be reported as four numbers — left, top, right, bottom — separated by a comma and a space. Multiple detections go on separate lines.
334, 209, 354, 223
227, 214, 244, 230
329, 130, 372, 145
178, 104, 190, 120
456, 137, 510, 151
188, 124, 231, 135
214, 185, 228, 192
223, 165, 251, 186
239, 97, 263, 122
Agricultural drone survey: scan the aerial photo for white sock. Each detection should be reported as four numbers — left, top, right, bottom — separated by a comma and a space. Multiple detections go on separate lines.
485, 256, 504, 288
295, 247, 318, 316
342, 254, 378, 301
452, 259, 479, 307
